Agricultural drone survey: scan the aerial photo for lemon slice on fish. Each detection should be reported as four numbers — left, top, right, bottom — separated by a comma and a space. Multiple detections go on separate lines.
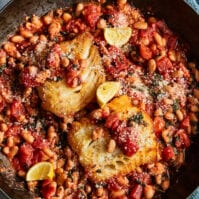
96, 81, 121, 108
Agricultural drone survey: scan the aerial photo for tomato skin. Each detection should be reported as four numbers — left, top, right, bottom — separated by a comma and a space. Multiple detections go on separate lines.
82, 4, 101, 28
105, 113, 121, 130
130, 184, 143, 199
42, 180, 57, 199
153, 116, 165, 138
19, 143, 34, 168
20, 67, 40, 87
5, 125, 21, 136
10, 100, 25, 120
139, 45, 152, 60
105, 46, 130, 77
175, 129, 190, 148
181, 116, 190, 130
0, 97, 5, 113
162, 146, 175, 161
107, 178, 122, 191
156, 57, 173, 75
122, 137, 139, 157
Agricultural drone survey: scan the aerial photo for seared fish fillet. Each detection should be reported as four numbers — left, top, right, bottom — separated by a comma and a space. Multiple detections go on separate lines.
38, 33, 105, 117
68, 95, 158, 181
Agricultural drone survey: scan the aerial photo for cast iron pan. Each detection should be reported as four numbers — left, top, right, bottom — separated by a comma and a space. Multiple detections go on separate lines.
0, 0, 198, 198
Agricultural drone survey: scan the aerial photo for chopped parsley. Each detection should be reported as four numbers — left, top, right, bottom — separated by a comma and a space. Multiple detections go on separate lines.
129, 112, 146, 126
173, 99, 179, 112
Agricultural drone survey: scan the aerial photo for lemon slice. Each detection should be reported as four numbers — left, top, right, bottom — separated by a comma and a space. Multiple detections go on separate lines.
26, 162, 54, 181
104, 27, 132, 47
96, 81, 120, 108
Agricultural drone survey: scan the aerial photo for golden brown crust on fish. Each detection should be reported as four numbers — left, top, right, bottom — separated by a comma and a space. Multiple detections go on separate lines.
37, 32, 105, 117
68, 96, 158, 181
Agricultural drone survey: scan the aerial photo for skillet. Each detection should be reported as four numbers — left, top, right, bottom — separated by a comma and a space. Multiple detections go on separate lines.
0, 0, 198, 198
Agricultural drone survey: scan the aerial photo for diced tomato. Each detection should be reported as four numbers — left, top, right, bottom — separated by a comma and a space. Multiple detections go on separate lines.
116, 127, 139, 157
31, 150, 43, 165
65, 18, 87, 33
105, 46, 130, 77
139, 45, 152, 60
107, 177, 122, 191
65, 70, 81, 88
47, 44, 61, 68
144, 103, 154, 116
166, 34, 178, 49
20, 67, 40, 87
130, 184, 143, 199
156, 57, 173, 75
12, 157, 21, 171
179, 62, 190, 78
105, 113, 121, 130
130, 172, 151, 185
42, 180, 56, 199
162, 146, 175, 161
10, 100, 25, 120
5, 125, 21, 136
122, 137, 139, 157
82, 4, 101, 28
175, 129, 190, 148
153, 116, 165, 138
181, 116, 190, 129
0, 96, 5, 112
18, 143, 34, 168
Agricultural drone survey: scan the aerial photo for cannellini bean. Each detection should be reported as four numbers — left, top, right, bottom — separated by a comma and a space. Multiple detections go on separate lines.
97, 19, 107, 29
76, 3, 84, 16
107, 139, 116, 153
3, 42, 21, 58
176, 109, 184, 121
161, 179, 170, 190
21, 130, 35, 144
154, 32, 163, 46
144, 185, 155, 199
148, 59, 156, 74
62, 13, 72, 22
134, 21, 148, 29
11, 35, 24, 43
43, 13, 53, 25
164, 112, 175, 121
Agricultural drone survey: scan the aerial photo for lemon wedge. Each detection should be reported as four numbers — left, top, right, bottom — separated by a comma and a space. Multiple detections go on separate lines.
26, 162, 54, 181
104, 27, 132, 47
96, 81, 120, 108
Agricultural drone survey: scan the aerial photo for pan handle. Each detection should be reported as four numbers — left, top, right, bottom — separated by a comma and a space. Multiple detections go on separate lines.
184, 0, 199, 14
0, 188, 11, 199
0, 0, 13, 13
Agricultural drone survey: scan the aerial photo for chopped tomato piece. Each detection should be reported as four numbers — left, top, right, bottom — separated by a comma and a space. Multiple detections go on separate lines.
10, 100, 25, 120
162, 146, 175, 161
0, 96, 5, 112
154, 116, 165, 138
107, 177, 122, 191
181, 116, 190, 129
139, 44, 152, 60
42, 180, 56, 199
175, 129, 190, 148
156, 57, 173, 75
82, 4, 101, 28
5, 125, 21, 136
105, 113, 121, 130
20, 67, 40, 87
19, 143, 34, 167
130, 184, 143, 199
